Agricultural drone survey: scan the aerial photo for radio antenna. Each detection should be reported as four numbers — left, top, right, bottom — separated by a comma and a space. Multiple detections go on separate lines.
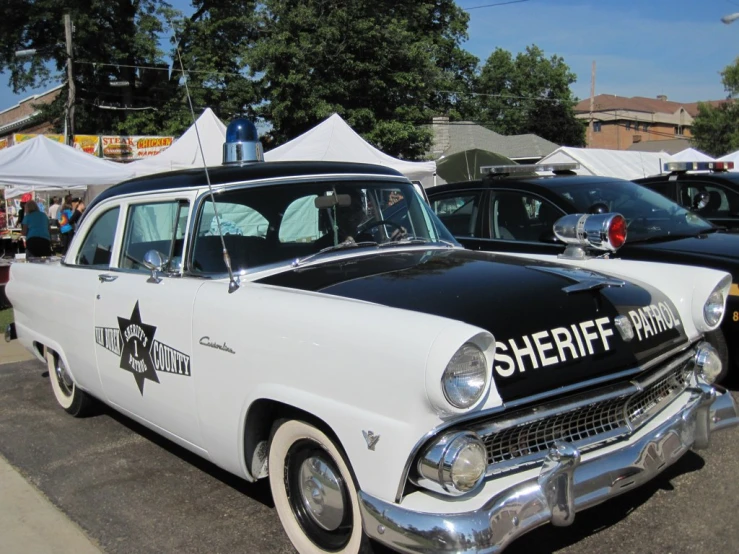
169, 20, 240, 293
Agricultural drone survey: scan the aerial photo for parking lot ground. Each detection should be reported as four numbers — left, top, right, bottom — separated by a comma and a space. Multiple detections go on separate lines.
1, 358, 738, 554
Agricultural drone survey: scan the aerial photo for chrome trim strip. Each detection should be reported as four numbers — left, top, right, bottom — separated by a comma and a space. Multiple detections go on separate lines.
365, 387, 738, 554
394, 341, 696, 502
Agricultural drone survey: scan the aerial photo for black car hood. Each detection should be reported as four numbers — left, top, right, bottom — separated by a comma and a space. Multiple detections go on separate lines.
258, 249, 688, 402
626, 231, 739, 266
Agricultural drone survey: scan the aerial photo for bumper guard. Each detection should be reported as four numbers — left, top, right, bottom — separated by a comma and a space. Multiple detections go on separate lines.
359, 385, 738, 554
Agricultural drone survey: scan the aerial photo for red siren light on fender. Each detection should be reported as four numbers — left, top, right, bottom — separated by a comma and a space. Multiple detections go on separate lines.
553, 213, 627, 259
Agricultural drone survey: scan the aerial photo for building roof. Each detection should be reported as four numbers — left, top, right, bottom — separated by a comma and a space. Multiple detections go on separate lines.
431, 120, 559, 161
0, 85, 63, 137
575, 94, 725, 118
626, 138, 691, 155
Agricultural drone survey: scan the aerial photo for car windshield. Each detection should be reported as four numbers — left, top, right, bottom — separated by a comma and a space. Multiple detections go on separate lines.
551, 179, 715, 241
191, 179, 456, 274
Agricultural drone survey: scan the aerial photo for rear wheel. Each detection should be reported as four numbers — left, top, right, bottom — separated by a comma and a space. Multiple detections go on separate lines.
268, 419, 372, 554
47, 350, 94, 417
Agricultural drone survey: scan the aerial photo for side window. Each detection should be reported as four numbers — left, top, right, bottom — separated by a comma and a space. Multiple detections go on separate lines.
491, 192, 563, 242
197, 202, 268, 238
430, 193, 481, 237
644, 181, 671, 198
120, 201, 189, 272
76, 207, 120, 267
680, 182, 739, 215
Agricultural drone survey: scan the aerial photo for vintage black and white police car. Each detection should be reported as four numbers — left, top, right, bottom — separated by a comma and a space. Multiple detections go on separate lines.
6, 123, 739, 554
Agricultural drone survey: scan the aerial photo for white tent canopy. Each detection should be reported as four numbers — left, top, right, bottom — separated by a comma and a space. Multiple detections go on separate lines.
264, 113, 436, 184
718, 150, 739, 171
128, 108, 227, 177
537, 147, 672, 180
672, 148, 715, 162
0, 135, 134, 198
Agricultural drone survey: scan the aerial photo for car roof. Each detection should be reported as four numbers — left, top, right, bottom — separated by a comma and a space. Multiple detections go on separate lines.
428, 174, 628, 194
636, 171, 739, 184
86, 160, 405, 212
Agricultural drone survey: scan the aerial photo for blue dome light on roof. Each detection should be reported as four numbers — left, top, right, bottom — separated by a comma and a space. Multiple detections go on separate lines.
223, 118, 264, 165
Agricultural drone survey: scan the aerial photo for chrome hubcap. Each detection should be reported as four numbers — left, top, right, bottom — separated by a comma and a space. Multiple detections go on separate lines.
298, 456, 345, 531
55, 359, 74, 397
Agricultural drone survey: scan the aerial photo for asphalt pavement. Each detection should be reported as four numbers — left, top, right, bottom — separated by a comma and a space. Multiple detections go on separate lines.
1, 354, 739, 554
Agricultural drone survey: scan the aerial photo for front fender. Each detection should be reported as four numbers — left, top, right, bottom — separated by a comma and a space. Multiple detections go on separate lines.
238, 384, 438, 502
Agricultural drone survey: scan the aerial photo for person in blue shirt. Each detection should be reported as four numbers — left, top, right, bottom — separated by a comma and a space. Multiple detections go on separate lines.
21, 200, 52, 257
58, 195, 75, 254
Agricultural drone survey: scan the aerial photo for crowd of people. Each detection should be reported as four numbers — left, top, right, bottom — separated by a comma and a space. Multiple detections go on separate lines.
2, 193, 85, 258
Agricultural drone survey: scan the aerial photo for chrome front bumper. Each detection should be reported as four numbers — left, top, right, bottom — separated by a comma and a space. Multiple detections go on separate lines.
359, 385, 738, 554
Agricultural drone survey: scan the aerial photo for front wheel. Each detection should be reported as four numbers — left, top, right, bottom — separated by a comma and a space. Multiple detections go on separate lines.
47, 350, 94, 417
268, 419, 372, 554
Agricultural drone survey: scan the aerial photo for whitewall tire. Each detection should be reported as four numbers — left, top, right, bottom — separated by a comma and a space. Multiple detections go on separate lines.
47, 350, 93, 417
268, 419, 371, 554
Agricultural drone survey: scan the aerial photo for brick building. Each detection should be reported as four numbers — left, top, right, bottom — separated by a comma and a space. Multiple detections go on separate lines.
574, 94, 725, 150
0, 85, 62, 145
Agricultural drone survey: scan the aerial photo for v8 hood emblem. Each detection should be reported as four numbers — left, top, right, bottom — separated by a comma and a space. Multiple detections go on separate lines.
530, 265, 625, 294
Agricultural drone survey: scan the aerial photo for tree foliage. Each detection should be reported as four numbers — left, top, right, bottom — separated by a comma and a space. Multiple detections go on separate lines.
473, 45, 585, 147
692, 58, 739, 157
0, 0, 261, 136
248, 0, 478, 158
0, 1, 587, 158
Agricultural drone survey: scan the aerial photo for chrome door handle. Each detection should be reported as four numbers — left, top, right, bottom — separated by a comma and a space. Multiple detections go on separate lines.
98, 274, 118, 283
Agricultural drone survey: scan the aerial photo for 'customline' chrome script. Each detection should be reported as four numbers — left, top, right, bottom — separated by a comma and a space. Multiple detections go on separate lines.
199, 336, 235, 354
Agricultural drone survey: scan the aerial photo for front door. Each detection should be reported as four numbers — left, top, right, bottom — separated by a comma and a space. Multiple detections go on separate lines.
93, 198, 205, 450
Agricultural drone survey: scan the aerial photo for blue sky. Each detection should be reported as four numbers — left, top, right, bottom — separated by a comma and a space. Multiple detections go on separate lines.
2, 0, 739, 112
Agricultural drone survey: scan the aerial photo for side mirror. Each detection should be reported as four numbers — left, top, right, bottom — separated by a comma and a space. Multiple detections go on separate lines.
143, 249, 167, 284
692, 191, 710, 211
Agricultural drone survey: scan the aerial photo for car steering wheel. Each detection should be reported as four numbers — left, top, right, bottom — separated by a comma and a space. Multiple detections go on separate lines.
360, 219, 406, 240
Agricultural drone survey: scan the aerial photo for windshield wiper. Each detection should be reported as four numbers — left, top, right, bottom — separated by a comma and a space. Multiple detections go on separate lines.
291, 240, 378, 267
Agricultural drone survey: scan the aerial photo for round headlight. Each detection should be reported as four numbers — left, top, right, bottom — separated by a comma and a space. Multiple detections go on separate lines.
450, 439, 487, 492
704, 290, 725, 327
695, 341, 722, 384
441, 343, 488, 409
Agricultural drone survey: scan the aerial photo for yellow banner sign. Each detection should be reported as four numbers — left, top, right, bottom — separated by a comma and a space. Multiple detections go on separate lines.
101, 136, 173, 160
73, 135, 100, 156
13, 133, 65, 143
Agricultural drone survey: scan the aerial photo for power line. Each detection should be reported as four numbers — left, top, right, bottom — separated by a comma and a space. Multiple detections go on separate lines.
462, 0, 530, 10
74, 59, 247, 77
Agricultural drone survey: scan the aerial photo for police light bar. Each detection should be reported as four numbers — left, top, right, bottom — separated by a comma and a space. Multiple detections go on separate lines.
663, 161, 734, 172
553, 213, 627, 258
480, 163, 580, 175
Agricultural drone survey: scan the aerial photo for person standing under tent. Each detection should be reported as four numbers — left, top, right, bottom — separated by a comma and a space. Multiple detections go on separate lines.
48, 197, 60, 224
58, 196, 74, 255
21, 200, 51, 257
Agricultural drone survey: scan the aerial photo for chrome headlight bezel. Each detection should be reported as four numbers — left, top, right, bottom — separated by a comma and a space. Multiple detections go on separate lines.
415, 431, 487, 496
441, 342, 489, 410
704, 288, 726, 327
694, 341, 722, 384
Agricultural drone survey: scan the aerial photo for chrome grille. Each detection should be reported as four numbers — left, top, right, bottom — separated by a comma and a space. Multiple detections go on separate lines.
482, 362, 694, 468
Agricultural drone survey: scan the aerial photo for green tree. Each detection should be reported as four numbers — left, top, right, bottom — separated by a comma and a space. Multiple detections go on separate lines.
0, 0, 261, 136
0, 0, 179, 135
473, 45, 585, 146
248, 0, 477, 159
692, 59, 739, 157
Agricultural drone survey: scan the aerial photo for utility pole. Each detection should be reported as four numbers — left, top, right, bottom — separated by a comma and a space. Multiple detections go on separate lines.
588, 60, 596, 148
64, 13, 75, 146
